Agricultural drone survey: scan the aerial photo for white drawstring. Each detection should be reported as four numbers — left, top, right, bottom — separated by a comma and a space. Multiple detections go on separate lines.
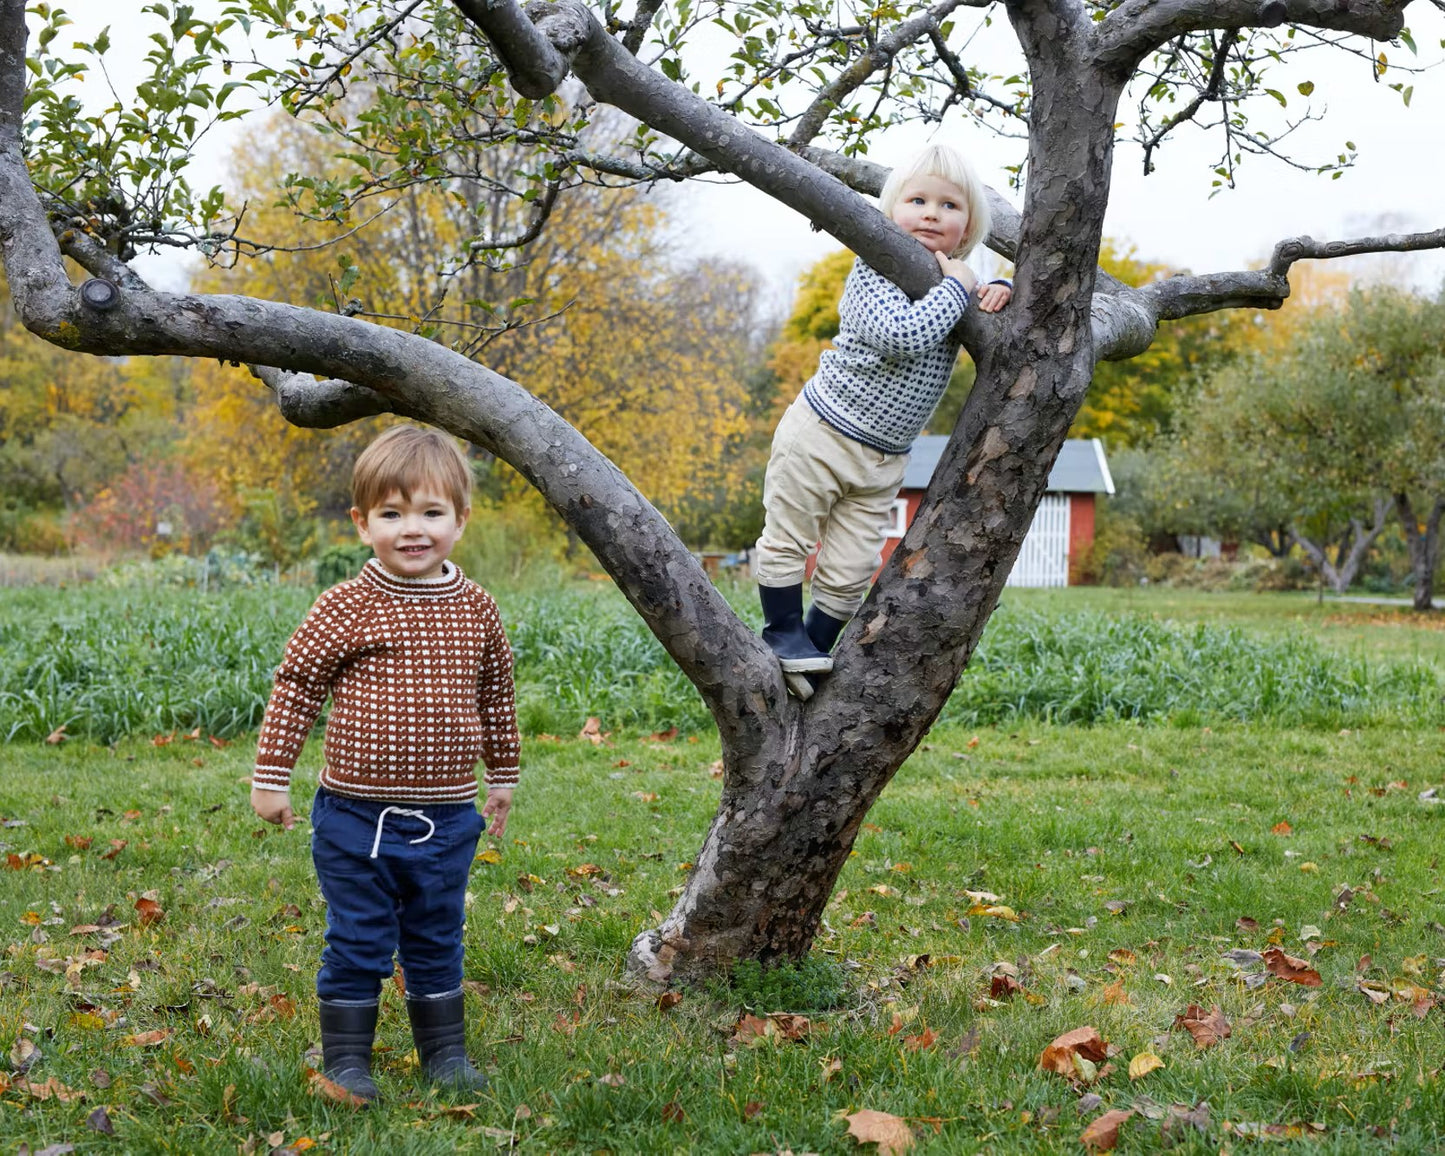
369, 806, 436, 859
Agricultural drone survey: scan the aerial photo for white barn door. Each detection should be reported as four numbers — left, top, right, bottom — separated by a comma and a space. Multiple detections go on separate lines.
1006, 494, 1071, 587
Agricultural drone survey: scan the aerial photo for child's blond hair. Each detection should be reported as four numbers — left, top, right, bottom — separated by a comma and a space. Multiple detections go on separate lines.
878, 144, 992, 261
351, 424, 473, 515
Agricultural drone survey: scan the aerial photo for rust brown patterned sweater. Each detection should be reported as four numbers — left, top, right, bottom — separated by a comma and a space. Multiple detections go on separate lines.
252, 558, 520, 803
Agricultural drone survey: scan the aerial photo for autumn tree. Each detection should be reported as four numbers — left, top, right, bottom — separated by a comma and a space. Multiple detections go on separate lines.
4, 0, 1444, 982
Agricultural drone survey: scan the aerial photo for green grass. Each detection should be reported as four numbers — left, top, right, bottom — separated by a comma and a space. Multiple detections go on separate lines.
4, 724, 1445, 1152
2, 584, 1439, 743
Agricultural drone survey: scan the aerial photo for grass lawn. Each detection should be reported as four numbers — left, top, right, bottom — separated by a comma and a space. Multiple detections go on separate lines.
1004, 587, 1445, 673
4, 720, 1445, 1153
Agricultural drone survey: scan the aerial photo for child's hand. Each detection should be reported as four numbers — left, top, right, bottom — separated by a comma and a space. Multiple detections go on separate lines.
975, 281, 1013, 313
934, 251, 978, 293
481, 788, 514, 838
251, 786, 296, 830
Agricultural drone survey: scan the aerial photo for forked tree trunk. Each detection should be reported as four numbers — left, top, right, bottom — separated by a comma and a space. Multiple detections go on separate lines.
632, 10, 1123, 981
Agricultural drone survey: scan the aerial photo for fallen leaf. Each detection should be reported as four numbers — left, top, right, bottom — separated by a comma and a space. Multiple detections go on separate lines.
134, 897, 165, 926
902, 1026, 938, 1051
1080, 1108, 1134, 1151
661, 1099, 685, 1122
1128, 1051, 1164, 1080
578, 717, 608, 745
1271, 821, 1292, 836
121, 1029, 172, 1048
1101, 980, 1130, 1006
597, 1072, 626, 1087
843, 1108, 914, 1154
1174, 1004, 1230, 1049
11, 1037, 39, 1071
1263, 947, 1322, 987
306, 1067, 368, 1108
1039, 1026, 1109, 1078
475, 848, 502, 865
86, 1106, 116, 1135
45, 725, 68, 745
656, 991, 682, 1012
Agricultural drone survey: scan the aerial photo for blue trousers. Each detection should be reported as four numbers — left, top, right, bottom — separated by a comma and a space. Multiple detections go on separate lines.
310, 788, 486, 1004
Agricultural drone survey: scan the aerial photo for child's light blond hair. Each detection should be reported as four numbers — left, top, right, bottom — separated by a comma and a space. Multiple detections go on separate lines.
878, 144, 992, 261
351, 424, 473, 515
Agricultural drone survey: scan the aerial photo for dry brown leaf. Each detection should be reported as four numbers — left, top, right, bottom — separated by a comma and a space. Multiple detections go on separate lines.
578, 717, 608, 745
1080, 1108, 1134, 1151
1174, 1004, 1231, 1049
1101, 980, 1130, 1006
134, 897, 165, 926
902, 1027, 938, 1051
306, 1067, 369, 1108
1271, 821, 1292, 836
657, 991, 682, 1012
661, 1099, 685, 1122
843, 1108, 915, 1154
120, 1029, 172, 1048
15, 1076, 83, 1102
597, 1072, 626, 1087
1263, 947, 1322, 987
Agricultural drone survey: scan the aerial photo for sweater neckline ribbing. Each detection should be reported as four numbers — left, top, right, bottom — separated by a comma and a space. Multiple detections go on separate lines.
358, 557, 466, 598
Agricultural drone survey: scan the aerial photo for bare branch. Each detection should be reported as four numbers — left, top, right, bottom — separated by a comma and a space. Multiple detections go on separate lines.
1095, 0, 1413, 76
1139, 27, 1241, 174
1269, 226, 1445, 276
291, 0, 430, 114
620, 0, 664, 55
786, 0, 972, 150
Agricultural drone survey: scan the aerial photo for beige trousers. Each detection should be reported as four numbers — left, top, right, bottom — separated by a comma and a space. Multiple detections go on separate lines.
754, 396, 908, 619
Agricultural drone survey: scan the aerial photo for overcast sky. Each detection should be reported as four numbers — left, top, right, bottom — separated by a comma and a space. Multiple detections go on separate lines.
33, 2, 1445, 303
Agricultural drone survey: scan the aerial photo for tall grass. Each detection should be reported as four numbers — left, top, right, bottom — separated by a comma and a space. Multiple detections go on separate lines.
0, 583, 1438, 744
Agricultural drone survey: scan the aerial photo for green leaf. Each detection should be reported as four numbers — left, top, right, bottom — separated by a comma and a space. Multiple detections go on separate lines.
94, 26, 112, 56
1402, 85, 1413, 107
660, 57, 682, 82
1399, 26, 1417, 55
1296, 80, 1314, 97
1264, 88, 1286, 107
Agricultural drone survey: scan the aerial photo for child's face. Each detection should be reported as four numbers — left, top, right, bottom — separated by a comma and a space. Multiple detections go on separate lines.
350, 486, 468, 580
891, 175, 970, 257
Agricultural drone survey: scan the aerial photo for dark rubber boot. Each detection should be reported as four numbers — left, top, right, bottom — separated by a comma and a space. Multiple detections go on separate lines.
759, 584, 833, 674
318, 1000, 379, 1104
804, 606, 849, 654
406, 992, 488, 1092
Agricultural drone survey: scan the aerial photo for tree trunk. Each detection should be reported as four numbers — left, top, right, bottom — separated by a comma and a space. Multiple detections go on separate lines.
1395, 494, 1444, 612
633, 6, 1124, 982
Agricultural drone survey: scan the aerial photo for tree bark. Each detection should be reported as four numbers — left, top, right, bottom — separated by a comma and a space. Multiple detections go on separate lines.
1395, 494, 1444, 612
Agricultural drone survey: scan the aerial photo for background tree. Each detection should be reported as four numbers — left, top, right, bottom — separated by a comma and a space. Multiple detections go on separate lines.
4, 0, 1443, 983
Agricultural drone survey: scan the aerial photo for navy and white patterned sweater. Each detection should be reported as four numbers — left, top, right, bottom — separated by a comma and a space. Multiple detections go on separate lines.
802, 258, 971, 455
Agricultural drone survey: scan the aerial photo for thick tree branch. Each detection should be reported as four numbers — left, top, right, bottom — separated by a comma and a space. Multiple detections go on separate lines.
451, 0, 574, 97
1095, 0, 1412, 76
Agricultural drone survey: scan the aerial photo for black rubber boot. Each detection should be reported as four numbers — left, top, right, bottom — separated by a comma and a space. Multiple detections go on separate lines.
759, 584, 833, 674
804, 605, 849, 654
318, 1000, 379, 1104
406, 992, 488, 1092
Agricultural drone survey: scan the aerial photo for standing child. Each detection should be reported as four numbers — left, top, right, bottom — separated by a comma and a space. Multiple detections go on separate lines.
250, 424, 520, 1103
754, 144, 1012, 682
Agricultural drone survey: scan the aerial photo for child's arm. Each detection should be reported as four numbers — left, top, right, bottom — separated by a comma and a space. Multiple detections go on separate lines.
843, 260, 972, 358
250, 592, 349, 826
476, 604, 521, 839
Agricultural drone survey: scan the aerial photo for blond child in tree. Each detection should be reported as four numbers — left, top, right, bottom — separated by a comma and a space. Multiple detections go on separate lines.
755, 144, 1011, 681
250, 424, 519, 1103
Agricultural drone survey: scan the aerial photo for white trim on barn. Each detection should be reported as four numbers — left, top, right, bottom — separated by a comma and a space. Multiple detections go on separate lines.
1007, 493, 1072, 587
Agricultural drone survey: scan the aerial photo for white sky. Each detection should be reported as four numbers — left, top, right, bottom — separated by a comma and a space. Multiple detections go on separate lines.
32, 2, 1445, 303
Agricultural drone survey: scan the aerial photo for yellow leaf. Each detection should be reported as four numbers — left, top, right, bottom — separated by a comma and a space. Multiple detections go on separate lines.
475, 848, 502, 864
1128, 1051, 1164, 1080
